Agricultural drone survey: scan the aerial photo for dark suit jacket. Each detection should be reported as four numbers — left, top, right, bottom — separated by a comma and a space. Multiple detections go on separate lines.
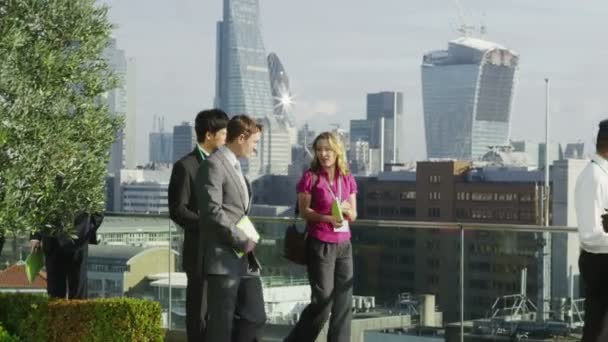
195, 149, 260, 277
33, 212, 103, 255
168, 148, 204, 274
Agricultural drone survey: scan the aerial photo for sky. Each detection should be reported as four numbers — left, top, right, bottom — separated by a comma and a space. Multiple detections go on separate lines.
101, 0, 608, 165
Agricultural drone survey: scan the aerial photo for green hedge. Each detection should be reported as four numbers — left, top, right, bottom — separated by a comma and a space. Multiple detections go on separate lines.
0, 294, 47, 339
0, 294, 163, 342
0, 323, 20, 342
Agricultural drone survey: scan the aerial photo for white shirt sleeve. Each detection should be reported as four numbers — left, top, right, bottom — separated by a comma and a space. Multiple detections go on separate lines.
575, 168, 608, 253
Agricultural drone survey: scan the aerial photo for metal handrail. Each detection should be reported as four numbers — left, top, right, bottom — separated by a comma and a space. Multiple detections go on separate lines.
104, 212, 578, 234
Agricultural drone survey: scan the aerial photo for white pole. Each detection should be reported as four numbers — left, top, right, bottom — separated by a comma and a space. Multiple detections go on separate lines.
544, 78, 550, 227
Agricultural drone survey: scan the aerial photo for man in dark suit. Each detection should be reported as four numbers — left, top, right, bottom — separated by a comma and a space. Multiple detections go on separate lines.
168, 109, 229, 342
30, 210, 104, 299
196, 115, 266, 342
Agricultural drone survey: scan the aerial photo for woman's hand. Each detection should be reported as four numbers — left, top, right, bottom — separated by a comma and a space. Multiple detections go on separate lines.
325, 215, 343, 228
341, 201, 354, 219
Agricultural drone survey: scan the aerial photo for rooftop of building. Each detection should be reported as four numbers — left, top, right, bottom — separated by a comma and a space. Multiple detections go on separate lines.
88, 245, 145, 261
97, 215, 177, 234
450, 36, 507, 51
0, 263, 47, 290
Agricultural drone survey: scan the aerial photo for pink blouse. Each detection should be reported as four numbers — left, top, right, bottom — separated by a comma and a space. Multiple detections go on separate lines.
296, 168, 358, 243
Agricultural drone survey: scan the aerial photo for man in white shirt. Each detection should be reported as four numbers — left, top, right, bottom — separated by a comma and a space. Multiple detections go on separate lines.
575, 119, 608, 342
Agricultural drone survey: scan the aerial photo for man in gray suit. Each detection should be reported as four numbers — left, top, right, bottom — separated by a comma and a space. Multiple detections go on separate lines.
196, 114, 266, 342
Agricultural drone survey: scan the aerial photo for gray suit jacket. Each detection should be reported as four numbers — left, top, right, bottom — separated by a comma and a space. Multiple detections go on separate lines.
195, 150, 261, 277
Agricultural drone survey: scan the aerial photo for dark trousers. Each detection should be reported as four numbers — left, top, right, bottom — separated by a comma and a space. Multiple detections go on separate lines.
186, 272, 207, 342
285, 238, 353, 342
205, 274, 266, 342
580, 250, 608, 342
45, 243, 88, 299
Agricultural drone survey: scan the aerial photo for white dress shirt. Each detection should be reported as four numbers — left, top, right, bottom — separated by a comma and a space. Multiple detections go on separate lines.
219, 146, 249, 208
575, 154, 608, 253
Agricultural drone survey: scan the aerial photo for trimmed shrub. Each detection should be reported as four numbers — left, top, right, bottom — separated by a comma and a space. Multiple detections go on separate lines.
0, 294, 163, 342
0, 323, 20, 342
0, 293, 47, 338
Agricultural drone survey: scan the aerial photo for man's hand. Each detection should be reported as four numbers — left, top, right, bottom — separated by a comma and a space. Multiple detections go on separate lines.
30, 240, 42, 254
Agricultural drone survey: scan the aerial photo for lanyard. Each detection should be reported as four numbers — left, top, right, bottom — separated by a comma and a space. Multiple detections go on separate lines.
322, 174, 342, 202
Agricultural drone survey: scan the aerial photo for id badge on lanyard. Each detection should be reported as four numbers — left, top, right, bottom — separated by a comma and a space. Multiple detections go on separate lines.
323, 176, 349, 233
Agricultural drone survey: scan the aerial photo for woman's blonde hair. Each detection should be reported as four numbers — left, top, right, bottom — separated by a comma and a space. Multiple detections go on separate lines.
310, 132, 350, 176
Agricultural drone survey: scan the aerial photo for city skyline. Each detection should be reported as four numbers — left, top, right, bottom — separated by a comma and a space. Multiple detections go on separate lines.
101, 0, 608, 165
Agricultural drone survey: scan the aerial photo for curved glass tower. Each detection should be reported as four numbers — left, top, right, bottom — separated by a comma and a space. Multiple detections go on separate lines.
422, 37, 519, 160
267, 52, 294, 119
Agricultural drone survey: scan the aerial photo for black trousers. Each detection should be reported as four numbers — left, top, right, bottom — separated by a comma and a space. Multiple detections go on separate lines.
580, 250, 608, 342
45, 243, 88, 299
205, 274, 266, 342
285, 238, 353, 342
186, 271, 208, 342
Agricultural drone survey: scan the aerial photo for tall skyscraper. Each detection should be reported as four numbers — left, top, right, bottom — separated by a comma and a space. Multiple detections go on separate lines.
248, 115, 292, 176
349, 119, 372, 151
149, 133, 173, 164
149, 116, 172, 164
125, 58, 137, 169
422, 37, 519, 160
367, 91, 403, 165
562, 142, 585, 159
104, 39, 136, 173
172, 122, 195, 163
104, 39, 127, 174
215, 0, 274, 118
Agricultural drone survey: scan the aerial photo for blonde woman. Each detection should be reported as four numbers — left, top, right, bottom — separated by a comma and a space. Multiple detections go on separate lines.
285, 132, 357, 342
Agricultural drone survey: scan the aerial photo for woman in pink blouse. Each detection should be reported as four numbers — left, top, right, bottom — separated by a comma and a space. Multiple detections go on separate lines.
284, 132, 357, 342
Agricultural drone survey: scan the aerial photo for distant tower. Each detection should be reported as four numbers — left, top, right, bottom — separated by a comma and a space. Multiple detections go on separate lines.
422, 37, 519, 160
214, 0, 274, 118
268, 53, 295, 121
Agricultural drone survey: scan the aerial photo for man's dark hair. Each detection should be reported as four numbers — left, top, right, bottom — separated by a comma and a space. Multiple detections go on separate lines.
226, 115, 263, 143
597, 119, 608, 152
195, 109, 229, 143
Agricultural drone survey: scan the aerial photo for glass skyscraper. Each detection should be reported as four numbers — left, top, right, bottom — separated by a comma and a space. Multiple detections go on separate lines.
172, 122, 195, 163
104, 39, 127, 174
367, 91, 404, 164
215, 0, 274, 118
422, 37, 519, 160
268, 53, 293, 118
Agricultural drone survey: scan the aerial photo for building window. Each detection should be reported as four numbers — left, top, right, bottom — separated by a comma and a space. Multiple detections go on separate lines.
471, 192, 493, 201
400, 207, 416, 217
428, 192, 441, 201
428, 208, 440, 218
367, 206, 379, 216
427, 274, 440, 285
520, 193, 534, 202
367, 191, 380, 200
427, 258, 440, 269
456, 208, 469, 218
429, 175, 441, 184
400, 191, 416, 200
381, 206, 398, 217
